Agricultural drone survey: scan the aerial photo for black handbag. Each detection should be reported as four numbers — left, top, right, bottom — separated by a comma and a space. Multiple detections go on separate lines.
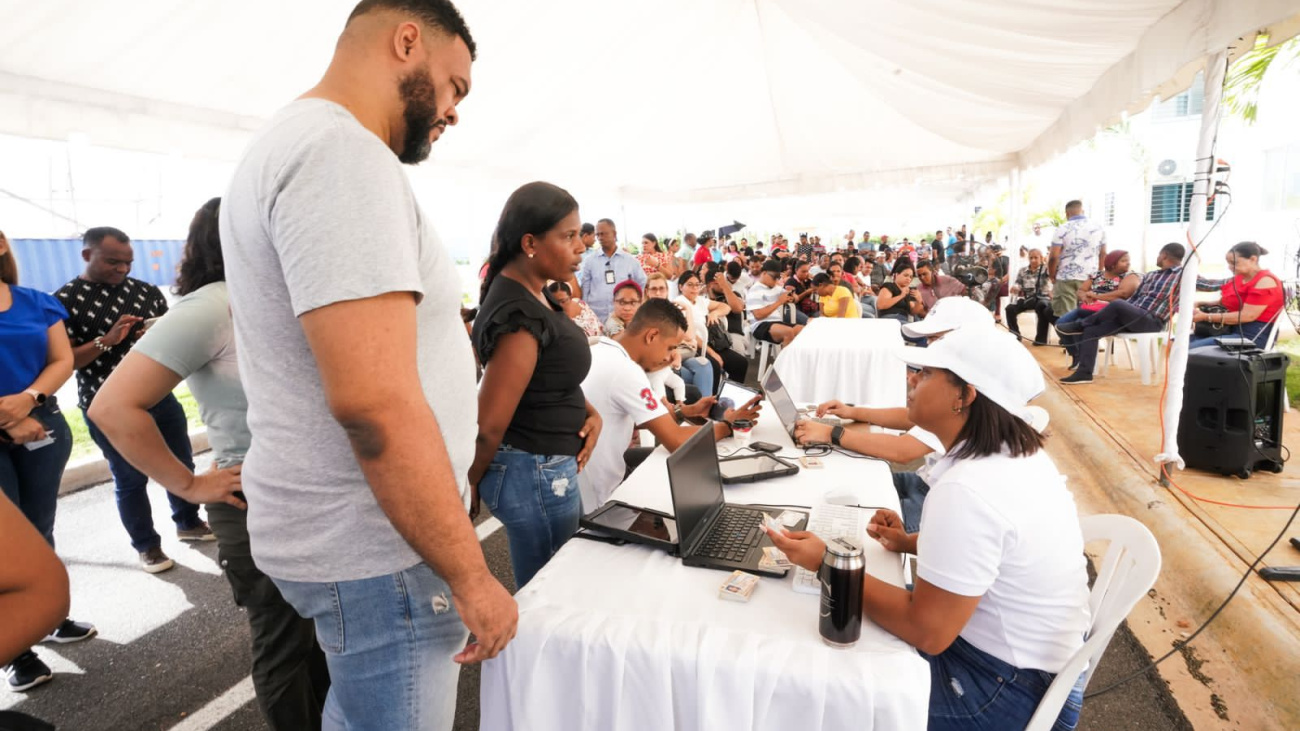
1194, 305, 1230, 339
706, 319, 733, 353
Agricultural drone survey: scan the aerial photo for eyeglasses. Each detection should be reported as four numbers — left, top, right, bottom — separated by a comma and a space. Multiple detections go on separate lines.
614, 299, 641, 306
683, 281, 703, 288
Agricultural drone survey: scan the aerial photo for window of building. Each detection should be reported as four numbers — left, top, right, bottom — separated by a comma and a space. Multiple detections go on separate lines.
1149, 183, 1215, 224
1263, 142, 1300, 211
1104, 192, 1116, 226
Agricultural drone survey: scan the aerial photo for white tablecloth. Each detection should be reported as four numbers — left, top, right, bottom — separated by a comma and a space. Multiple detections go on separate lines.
481, 417, 930, 731
772, 318, 907, 408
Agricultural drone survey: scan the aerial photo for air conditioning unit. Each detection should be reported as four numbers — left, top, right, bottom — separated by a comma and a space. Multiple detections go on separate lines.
1156, 159, 1180, 178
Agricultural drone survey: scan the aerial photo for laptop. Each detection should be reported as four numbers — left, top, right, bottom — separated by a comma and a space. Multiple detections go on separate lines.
666, 427, 806, 577
760, 368, 842, 443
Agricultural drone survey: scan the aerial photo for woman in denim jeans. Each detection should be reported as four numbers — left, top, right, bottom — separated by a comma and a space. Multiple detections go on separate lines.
0, 233, 98, 692
770, 327, 1090, 731
471, 182, 603, 587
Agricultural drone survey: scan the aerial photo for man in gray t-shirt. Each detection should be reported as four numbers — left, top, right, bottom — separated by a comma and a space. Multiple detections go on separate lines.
219, 2, 515, 727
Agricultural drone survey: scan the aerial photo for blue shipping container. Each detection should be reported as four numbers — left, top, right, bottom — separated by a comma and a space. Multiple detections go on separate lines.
9, 239, 186, 295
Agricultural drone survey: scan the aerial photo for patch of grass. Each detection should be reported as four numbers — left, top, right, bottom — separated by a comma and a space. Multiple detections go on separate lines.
1275, 337, 1300, 406
63, 384, 203, 463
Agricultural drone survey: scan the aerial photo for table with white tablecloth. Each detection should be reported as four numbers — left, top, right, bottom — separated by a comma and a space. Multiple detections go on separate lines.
480, 413, 930, 731
772, 318, 907, 408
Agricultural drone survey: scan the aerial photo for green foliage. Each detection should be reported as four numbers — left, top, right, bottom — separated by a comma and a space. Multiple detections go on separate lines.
1224, 34, 1300, 126
1027, 204, 1066, 228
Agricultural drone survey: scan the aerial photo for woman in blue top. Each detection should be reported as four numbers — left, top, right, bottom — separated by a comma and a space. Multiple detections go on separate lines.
0, 230, 98, 692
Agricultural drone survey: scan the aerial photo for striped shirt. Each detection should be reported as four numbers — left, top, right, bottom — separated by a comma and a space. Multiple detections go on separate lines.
1128, 267, 1224, 322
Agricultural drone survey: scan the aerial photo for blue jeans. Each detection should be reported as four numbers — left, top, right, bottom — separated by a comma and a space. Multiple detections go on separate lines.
924, 636, 1085, 731
859, 295, 878, 318
479, 446, 582, 587
1054, 308, 1090, 359
1188, 319, 1271, 350
272, 562, 468, 731
679, 356, 714, 398
892, 471, 930, 534
1066, 300, 1163, 376
0, 399, 73, 548
83, 392, 202, 552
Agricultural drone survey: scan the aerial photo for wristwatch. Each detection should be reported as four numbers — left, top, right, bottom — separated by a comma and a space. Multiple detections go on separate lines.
24, 389, 47, 406
830, 425, 845, 447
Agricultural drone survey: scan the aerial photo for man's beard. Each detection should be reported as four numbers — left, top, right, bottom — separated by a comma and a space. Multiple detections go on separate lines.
397, 69, 444, 165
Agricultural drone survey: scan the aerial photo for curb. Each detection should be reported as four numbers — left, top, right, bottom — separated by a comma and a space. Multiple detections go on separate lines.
58, 428, 209, 497
1038, 381, 1300, 729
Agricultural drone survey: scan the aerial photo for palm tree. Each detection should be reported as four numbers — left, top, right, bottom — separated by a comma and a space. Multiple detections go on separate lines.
1223, 33, 1300, 125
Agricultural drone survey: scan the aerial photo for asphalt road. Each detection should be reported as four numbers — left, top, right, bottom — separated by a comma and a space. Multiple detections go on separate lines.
5, 452, 1190, 731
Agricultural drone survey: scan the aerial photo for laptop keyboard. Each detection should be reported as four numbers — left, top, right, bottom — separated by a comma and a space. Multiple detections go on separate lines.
697, 508, 762, 562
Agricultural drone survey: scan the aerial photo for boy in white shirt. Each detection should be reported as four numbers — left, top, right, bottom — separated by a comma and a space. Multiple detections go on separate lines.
579, 300, 760, 510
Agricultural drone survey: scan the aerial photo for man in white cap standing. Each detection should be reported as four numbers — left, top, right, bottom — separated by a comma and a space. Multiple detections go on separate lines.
795, 297, 997, 531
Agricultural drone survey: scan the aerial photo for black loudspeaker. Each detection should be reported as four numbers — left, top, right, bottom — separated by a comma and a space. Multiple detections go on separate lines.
1178, 346, 1289, 478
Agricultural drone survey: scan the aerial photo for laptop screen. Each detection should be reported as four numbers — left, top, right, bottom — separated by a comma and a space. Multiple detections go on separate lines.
761, 368, 800, 430
666, 427, 726, 550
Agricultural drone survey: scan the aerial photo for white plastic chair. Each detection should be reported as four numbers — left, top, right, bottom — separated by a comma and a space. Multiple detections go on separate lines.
1261, 315, 1292, 412
1025, 514, 1162, 731
757, 339, 781, 379
1097, 332, 1163, 385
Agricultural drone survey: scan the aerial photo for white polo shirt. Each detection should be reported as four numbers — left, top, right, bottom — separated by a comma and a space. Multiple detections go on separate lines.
904, 426, 945, 483
579, 338, 668, 511
917, 448, 1090, 673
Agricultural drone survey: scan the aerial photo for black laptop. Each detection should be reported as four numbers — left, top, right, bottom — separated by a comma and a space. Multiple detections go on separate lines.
666, 427, 807, 577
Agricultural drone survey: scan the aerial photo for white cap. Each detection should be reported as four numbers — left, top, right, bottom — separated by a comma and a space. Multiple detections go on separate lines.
898, 326, 1044, 424
901, 297, 994, 339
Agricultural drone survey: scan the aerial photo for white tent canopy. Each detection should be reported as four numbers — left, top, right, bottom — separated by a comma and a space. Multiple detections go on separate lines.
1, 0, 1297, 204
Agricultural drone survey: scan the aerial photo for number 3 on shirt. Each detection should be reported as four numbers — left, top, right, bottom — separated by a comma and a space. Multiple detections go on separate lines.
639, 388, 659, 411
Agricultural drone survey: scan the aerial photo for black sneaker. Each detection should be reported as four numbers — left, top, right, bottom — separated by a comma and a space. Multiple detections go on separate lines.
1061, 371, 1093, 385
43, 619, 97, 644
4, 651, 52, 692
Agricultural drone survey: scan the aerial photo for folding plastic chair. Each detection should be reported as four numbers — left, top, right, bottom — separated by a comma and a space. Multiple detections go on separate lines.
1025, 514, 1162, 731
1097, 332, 1162, 385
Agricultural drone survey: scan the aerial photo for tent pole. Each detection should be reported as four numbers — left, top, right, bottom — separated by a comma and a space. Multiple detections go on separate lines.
1007, 167, 1022, 295
1156, 49, 1229, 482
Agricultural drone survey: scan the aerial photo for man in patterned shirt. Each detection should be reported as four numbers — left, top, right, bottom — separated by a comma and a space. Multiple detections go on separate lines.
55, 227, 211, 573
1057, 242, 1215, 385
1048, 200, 1107, 318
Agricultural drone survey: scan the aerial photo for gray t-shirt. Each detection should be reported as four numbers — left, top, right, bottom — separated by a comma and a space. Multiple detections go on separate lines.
134, 282, 248, 469
220, 99, 478, 583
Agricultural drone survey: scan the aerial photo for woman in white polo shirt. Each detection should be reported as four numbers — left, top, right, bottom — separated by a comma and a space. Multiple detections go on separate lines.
770, 326, 1089, 730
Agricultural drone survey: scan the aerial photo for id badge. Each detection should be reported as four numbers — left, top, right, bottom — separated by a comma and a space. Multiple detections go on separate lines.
604, 269, 617, 285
